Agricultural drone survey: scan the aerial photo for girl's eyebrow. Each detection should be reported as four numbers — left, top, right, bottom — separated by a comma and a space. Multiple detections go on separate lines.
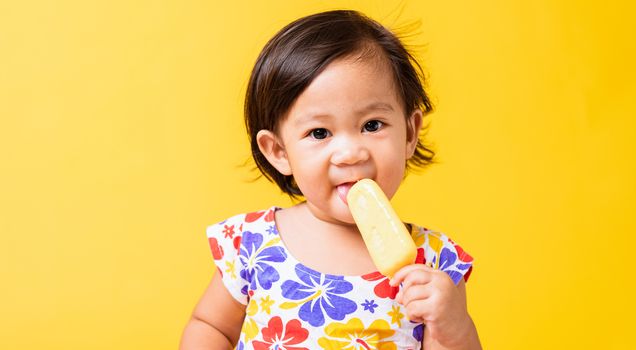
294, 102, 395, 125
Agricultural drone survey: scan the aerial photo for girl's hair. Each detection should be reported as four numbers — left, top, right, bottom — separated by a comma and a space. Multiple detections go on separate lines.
245, 10, 434, 197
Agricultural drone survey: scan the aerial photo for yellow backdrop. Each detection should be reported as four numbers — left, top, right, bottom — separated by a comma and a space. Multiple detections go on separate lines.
1, 1, 634, 349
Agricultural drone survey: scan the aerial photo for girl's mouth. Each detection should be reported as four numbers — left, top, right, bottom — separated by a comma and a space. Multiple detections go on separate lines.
336, 182, 357, 204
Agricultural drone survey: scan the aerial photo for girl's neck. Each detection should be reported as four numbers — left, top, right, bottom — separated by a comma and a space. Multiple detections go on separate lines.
275, 202, 377, 276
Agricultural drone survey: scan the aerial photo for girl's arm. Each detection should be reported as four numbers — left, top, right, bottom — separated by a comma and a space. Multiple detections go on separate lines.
422, 280, 482, 350
180, 272, 246, 349
392, 266, 482, 350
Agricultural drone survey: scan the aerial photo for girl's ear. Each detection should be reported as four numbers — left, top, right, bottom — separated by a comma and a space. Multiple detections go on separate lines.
405, 109, 423, 159
256, 130, 292, 175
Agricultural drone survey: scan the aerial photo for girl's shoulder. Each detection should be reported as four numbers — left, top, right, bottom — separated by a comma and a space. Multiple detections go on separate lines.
205, 206, 282, 304
206, 206, 280, 240
408, 223, 475, 284
206, 206, 281, 257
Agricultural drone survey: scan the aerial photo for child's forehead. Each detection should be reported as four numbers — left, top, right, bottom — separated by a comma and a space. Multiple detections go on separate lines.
296, 54, 401, 102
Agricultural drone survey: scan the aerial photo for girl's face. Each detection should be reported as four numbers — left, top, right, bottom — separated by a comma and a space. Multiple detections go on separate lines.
258, 55, 422, 225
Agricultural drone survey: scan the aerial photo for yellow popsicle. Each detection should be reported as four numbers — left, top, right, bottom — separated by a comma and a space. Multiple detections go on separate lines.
347, 179, 417, 278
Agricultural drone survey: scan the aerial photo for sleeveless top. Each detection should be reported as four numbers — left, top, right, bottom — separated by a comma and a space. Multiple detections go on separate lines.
207, 206, 474, 350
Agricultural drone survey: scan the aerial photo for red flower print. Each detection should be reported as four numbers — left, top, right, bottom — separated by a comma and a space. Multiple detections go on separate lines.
208, 237, 224, 260
464, 266, 473, 282
223, 224, 235, 239
454, 244, 474, 263
245, 210, 266, 223
361, 272, 399, 299
362, 249, 427, 299
233, 235, 242, 250
253, 317, 309, 350
415, 248, 426, 264
264, 209, 275, 222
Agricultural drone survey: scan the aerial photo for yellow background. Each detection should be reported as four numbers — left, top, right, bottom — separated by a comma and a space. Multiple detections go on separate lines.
1, 0, 635, 349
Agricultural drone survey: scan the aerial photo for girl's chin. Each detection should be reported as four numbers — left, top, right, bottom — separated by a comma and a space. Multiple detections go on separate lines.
331, 198, 356, 224
336, 213, 356, 225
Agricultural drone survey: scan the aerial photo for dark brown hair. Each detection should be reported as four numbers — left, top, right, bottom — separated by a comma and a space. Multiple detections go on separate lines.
245, 10, 434, 196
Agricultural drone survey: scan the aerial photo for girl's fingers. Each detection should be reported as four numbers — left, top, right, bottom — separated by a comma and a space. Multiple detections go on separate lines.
401, 298, 430, 323
395, 289, 403, 304
390, 263, 435, 287
400, 283, 432, 306
402, 269, 435, 291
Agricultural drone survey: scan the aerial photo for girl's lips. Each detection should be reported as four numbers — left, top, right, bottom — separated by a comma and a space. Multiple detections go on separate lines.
336, 182, 356, 205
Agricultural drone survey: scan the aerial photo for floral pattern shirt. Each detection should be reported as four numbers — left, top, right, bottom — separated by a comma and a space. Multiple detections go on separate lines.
207, 206, 474, 350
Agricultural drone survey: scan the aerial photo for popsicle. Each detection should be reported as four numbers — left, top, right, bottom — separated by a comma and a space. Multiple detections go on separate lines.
347, 179, 417, 278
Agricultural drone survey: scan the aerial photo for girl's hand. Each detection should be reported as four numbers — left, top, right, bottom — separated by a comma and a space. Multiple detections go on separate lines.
390, 264, 475, 348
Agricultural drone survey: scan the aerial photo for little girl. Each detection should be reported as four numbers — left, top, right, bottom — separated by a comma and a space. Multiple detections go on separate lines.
181, 10, 481, 350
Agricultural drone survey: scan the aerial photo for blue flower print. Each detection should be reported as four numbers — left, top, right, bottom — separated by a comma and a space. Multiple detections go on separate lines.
439, 247, 456, 271
266, 224, 278, 235
280, 264, 357, 327
413, 324, 424, 342
361, 299, 378, 313
438, 247, 471, 285
239, 231, 287, 293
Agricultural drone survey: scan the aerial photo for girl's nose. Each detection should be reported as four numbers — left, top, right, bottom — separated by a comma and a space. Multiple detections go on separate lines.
330, 137, 370, 165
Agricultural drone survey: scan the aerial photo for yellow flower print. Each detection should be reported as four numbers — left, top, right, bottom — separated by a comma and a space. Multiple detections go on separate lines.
246, 298, 258, 316
225, 260, 237, 279
412, 226, 426, 247
318, 317, 396, 350
241, 317, 259, 342
247, 296, 275, 316
427, 231, 443, 253
388, 305, 404, 327
260, 296, 275, 314
427, 231, 443, 269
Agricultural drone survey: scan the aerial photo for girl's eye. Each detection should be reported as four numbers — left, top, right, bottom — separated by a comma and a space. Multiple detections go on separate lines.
363, 120, 383, 132
309, 128, 330, 139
